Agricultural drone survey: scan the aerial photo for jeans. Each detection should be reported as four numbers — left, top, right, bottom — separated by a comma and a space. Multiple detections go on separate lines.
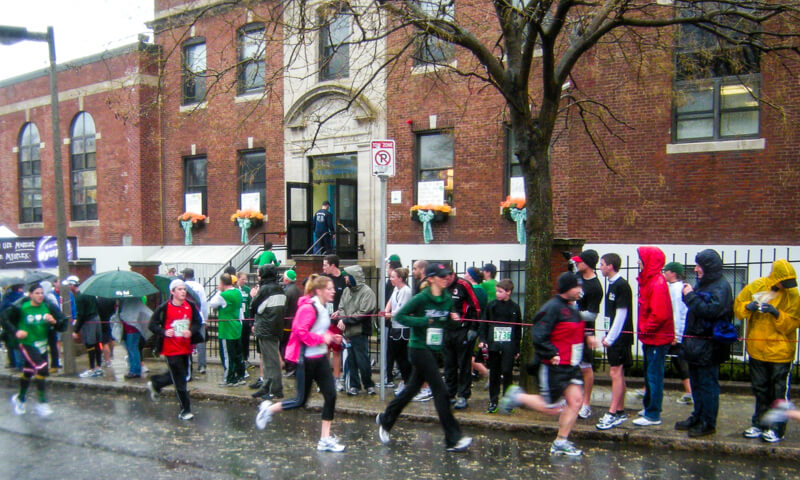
688, 363, 720, 428
125, 332, 142, 375
195, 325, 207, 369
642, 344, 668, 421
345, 335, 374, 390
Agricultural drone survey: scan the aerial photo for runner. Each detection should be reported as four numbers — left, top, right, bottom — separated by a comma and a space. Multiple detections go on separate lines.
375, 262, 472, 452
255, 274, 345, 453
3, 284, 67, 417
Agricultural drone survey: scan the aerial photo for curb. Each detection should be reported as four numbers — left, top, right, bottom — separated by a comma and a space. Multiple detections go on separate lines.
4, 371, 798, 460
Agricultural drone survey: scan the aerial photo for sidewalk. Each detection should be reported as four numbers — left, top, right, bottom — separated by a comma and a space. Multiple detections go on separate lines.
2, 353, 799, 460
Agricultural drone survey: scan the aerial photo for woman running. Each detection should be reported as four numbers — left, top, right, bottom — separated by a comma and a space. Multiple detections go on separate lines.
375, 262, 472, 452
255, 274, 344, 452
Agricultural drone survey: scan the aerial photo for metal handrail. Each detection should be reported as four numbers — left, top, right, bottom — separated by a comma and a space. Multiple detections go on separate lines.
202, 231, 286, 295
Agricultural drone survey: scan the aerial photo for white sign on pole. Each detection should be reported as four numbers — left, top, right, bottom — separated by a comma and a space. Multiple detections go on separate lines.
371, 139, 395, 177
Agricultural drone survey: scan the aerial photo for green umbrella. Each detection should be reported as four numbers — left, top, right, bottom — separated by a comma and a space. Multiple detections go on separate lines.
78, 270, 158, 299
153, 274, 178, 300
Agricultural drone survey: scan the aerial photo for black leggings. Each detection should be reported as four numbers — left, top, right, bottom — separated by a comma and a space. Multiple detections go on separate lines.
488, 348, 515, 404
280, 355, 337, 421
380, 347, 463, 448
85, 343, 103, 369
151, 354, 191, 413
387, 337, 412, 384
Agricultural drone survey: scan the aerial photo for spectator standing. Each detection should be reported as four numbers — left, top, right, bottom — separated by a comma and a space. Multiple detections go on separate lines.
383, 267, 412, 392
336, 265, 377, 395
323, 255, 346, 390
633, 246, 674, 427
40, 281, 61, 370
66, 276, 104, 378
313, 201, 335, 254
676, 249, 733, 437
250, 264, 287, 399
146, 279, 203, 420
119, 297, 153, 379
208, 273, 245, 386
734, 259, 800, 443
181, 268, 209, 374
479, 279, 522, 413
571, 250, 602, 420
237, 273, 253, 367
411, 260, 429, 295
481, 263, 498, 303
1, 285, 26, 370
595, 253, 634, 430
663, 262, 693, 405
443, 270, 482, 409
281, 269, 301, 376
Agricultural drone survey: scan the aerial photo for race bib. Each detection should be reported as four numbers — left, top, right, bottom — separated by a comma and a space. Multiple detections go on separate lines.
327, 303, 335, 315
570, 343, 584, 366
172, 319, 190, 335
493, 327, 512, 343
426, 327, 443, 346
603, 316, 610, 331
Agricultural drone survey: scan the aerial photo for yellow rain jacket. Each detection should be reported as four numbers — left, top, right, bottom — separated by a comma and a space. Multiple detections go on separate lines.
734, 260, 800, 363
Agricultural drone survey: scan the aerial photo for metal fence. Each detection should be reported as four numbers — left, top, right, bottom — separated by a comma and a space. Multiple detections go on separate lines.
199, 248, 800, 382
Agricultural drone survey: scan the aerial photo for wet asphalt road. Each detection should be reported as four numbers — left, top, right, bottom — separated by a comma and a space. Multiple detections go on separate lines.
0, 386, 797, 480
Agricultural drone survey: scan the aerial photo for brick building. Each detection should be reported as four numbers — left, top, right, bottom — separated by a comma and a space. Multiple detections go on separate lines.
1, 0, 798, 288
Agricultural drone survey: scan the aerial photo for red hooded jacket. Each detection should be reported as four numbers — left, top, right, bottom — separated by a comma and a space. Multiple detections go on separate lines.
636, 246, 674, 346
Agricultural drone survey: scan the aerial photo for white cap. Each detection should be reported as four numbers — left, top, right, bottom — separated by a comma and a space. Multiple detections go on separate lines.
169, 279, 186, 291
62, 275, 80, 286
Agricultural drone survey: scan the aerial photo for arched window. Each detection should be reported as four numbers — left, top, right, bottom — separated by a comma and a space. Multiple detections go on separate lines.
70, 112, 97, 221
18, 123, 42, 223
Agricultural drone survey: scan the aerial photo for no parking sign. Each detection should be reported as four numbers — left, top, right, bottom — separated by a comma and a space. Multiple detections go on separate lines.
371, 140, 395, 177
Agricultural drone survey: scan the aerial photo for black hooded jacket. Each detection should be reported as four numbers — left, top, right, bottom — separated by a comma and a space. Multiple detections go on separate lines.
252, 264, 287, 340
682, 249, 734, 366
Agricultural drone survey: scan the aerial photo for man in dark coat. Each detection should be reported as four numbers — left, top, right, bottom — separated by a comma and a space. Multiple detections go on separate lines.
676, 249, 733, 437
250, 264, 287, 399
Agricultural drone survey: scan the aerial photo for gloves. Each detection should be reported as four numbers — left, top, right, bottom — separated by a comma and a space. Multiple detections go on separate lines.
745, 301, 760, 312
761, 303, 780, 318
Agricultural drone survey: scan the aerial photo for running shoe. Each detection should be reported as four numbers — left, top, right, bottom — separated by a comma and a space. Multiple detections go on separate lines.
550, 440, 582, 456
384, 381, 395, 389
393, 382, 405, 397
335, 378, 345, 392
346, 387, 359, 396
317, 435, 345, 452
146, 381, 160, 401
578, 404, 592, 419
255, 400, 273, 430
178, 410, 195, 421
78, 369, 94, 378
454, 397, 468, 410
376, 414, 390, 445
445, 436, 472, 452
596, 412, 618, 430
677, 394, 693, 405
11, 394, 25, 415
613, 412, 629, 426
249, 378, 264, 389
742, 426, 762, 438
412, 387, 433, 402
761, 429, 783, 443
34, 403, 53, 418
499, 385, 522, 414
632, 416, 662, 426
486, 403, 498, 414
366, 387, 377, 395
91, 368, 104, 377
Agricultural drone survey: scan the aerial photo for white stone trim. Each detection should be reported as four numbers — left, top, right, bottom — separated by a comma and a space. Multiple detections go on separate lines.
69, 220, 99, 227
666, 138, 765, 154
411, 59, 458, 76
179, 101, 208, 113
234, 92, 264, 103
18, 223, 44, 229
0, 73, 159, 116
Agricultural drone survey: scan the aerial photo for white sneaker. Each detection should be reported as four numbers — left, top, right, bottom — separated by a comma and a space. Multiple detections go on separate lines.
178, 410, 194, 421
412, 387, 433, 402
255, 400, 273, 430
742, 426, 763, 438
34, 402, 53, 418
445, 436, 472, 452
78, 369, 94, 378
317, 435, 345, 452
677, 394, 693, 405
11, 394, 25, 415
146, 381, 159, 402
376, 414, 390, 445
393, 382, 405, 397
550, 439, 582, 456
596, 412, 618, 430
578, 404, 592, 419
632, 416, 662, 426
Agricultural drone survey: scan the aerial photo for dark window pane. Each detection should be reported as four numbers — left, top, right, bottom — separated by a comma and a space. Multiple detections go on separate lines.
419, 133, 454, 170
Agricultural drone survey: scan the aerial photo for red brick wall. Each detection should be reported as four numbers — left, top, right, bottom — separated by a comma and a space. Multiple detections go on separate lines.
0, 44, 160, 247
154, 2, 285, 246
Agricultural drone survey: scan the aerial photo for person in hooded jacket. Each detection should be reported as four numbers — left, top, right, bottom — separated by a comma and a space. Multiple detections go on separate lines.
250, 264, 287, 400
335, 265, 377, 395
675, 249, 733, 437
734, 259, 800, 443
633, 246, 674, 426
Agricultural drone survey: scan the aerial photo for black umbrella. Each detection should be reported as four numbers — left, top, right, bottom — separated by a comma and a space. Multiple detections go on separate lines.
0, 269, 57, 288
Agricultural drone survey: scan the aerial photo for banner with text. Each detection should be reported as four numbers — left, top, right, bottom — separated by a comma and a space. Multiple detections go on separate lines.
0, 236, 78, 269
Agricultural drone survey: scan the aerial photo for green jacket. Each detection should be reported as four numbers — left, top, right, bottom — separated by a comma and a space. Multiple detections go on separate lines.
215, 288, 243, 340
2, 297, 68, 352
393, 287, 455, 351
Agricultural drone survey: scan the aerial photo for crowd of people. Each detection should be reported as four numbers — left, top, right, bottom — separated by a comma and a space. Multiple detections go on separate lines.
2, 246, 799, 457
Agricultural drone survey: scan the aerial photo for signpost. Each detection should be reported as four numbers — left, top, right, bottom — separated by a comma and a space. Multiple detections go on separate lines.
372, 140, 395, 400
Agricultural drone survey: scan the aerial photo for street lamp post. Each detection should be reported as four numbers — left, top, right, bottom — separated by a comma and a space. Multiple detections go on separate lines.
1, 25, 76, 374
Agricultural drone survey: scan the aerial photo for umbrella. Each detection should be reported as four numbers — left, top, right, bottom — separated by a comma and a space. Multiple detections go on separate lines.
153, 274, 178, 300
0, 269, 57, 288
78, 270, 158, 299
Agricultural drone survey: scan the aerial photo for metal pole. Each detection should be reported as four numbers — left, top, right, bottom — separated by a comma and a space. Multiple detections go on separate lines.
378, 176, 387, 401
46, 26, 76, 375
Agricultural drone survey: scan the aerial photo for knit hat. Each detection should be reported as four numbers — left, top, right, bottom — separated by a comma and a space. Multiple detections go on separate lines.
466, 267, 482, 283
284, 269, 297, 282
169, 279, 186, 291
557, 272, 580, 294
663, 262, 685, 276
571, 249, 599, 270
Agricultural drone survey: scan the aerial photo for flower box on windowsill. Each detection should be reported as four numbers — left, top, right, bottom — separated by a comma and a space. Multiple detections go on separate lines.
178, 212, 207, 227
230, 210, 265, 227
499, 197, 525, 221
410, 209, 449, 223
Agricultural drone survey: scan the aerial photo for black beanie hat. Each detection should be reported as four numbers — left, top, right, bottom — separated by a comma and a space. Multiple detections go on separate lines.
557, 272, 580, 294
